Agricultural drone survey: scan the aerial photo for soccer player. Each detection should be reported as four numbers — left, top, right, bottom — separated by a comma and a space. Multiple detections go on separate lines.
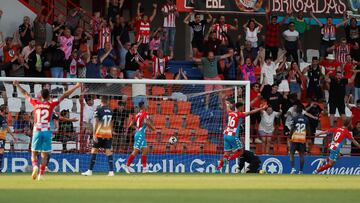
236, 150, 262, 173
124, 101, 156, 173
82, 96, 114, 176
289, 104, 310, 174
313, 119, 360, 174
216, 101, 266, 173
14, 81, 81, 180
0, 105, 17, 172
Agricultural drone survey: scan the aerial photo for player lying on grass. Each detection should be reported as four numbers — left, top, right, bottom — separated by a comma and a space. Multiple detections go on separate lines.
313, 119, 360, 174
82, 96, 115, 176
124, 101, 156, 173
216, 101, 267, 173
236, 150, 262, 173
14, 81, 81, 180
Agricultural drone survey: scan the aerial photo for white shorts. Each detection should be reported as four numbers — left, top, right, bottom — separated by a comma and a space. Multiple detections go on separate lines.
278, 80, 290, 93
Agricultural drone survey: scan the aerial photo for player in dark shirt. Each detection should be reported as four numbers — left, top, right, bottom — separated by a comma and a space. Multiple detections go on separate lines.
237, 150, 261, 173
289, 104, 310, 174
82, 96, 114, 176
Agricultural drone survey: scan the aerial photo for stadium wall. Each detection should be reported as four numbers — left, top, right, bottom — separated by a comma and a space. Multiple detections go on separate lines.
2, 154, 360, 175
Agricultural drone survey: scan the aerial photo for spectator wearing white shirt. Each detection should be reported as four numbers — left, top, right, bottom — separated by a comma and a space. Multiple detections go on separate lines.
21, 40, 35, 62
243, 18, 263, 51
258, 106, 281, 154
283, 22, 301, 64
161, 0, 179, 55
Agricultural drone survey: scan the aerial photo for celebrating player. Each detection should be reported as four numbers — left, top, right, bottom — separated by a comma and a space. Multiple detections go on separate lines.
289, 104, 310, 174
14, 81, 81, 180
82, 96, 114, 176
124, 101, 156, 173
313, 119, 360, 174
0, 105, 17, 172
216, 101, 266, 173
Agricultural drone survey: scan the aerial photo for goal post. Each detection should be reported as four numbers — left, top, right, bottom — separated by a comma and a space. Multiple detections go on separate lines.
0, 77, 251, 173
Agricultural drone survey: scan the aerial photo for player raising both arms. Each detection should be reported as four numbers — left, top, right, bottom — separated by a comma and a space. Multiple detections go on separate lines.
124, 101, 156, 173
14, 81, 81, 180
216, 101, 267, 173
82, 96, 114, 176
313, 119, 360, 174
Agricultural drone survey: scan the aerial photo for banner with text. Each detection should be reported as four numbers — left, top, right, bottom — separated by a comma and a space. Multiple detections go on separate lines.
2, 153, 360, 175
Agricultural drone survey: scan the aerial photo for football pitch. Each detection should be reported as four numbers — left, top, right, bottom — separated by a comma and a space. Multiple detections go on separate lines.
0, 174, 359, 203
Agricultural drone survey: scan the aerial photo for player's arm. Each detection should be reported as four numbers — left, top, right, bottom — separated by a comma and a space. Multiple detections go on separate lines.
13, 81, 30, 98
304, 111, 319, 120
244, 105, 268, 117
183, 12, 192, 25
314, 130, 328, 137
58, 83, 81, 101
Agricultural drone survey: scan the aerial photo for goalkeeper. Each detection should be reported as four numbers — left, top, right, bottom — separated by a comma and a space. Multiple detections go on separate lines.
236, 150, 261, 173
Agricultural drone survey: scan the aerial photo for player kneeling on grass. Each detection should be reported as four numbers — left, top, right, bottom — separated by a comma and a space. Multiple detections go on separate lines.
289, 104, 310, 174
124, 101, 156, 173
313, 119, 360, 174
14, 81, 81, 180
236, 150, 261, 173
82, 96, 115, 176
216, 101, 267, 173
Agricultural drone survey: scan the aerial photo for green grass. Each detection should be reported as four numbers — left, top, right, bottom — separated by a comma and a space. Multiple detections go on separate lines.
0, 174, 359, 203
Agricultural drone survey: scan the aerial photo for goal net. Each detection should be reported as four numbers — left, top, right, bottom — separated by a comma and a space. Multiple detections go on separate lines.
0, 77, 250, 173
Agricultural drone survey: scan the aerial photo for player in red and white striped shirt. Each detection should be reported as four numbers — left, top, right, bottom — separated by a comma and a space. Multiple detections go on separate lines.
161, 0, 179, 54
151, 47, 173, 79
212, 15, 239, 42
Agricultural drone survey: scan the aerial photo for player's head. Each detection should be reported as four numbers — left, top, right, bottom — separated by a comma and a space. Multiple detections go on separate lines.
343, 119, 352, 130
100, 95, 109, 106
138, 101, 145, 110
295, 103, 303, 114
41, 89, 50, 100
0, 104, 9, 115
265, 106, 273, 114
235, 102, 244, 111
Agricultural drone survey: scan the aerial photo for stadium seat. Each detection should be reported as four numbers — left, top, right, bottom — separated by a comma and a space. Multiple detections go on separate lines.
178, 135, 192, 143
160, 128, 176, 136
76, 99, 81, 113
273, 144, 288, 155
8, 98, 22, 112
34, 84, 42, 95
195, 128, 208, 136
0, 98, 4, 105
66, 141, 77, 151
310, 145, 321, 155
177, 128, 193, 137
194, 135, 208, 143
151, 143, 167, 154
169, 144, 183, 154
4, 83, 14, 98
24, 99, 34, 112
121, 86, 132, 97
148, 100, 158, 114
177, 101, 191, 115
203, 144, 218, 154
185, 144, 201, 154
169, 115, 184, 128
255, 143, 264, 155
185, 115, 200, 129
60, 99, 73, 111
152, 86, 165, 96
160, 100, 174, 115
69, 85, 81, 98
52, 141, 63, 153
110, 99, 119, 110
306, 49, 319, 63
147, 131, 158, 143
153, 115, 167, 128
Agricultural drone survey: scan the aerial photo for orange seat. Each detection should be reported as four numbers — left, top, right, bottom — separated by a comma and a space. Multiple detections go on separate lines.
121, 86, 132, 97
110, 99, 119, 110
153, 115, 167, 128
310, 145, 322, 155
177, 128, 193, 136
178, 135, 192, 143
194, 135, 207, 143
169, 115, 184, 128
165, 72, 174, 80
152, 86, 165, 96
255, 143, 264, 155
177, 101, 191, 115
195, 128, 208, 136
185, 144, 201, 154
125, 97, 133, 110
146, 131, 158, 143
320, 115, 331, 130
160, 128, 176, 136
186, 115, 200, 129
203, 144, 218, 154
161, 100, 175, 115
169, 144, 183, 154
148, 100, 158, 115
273, 144, 288, 155
151, 143, 167, 154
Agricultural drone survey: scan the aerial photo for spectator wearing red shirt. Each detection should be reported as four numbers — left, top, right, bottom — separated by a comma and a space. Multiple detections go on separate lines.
327, 37, 359, 64
264, 6, 290, 60
151, 48, 173, 79
320, 54, 341, 77
212, 15, 238, 43
347, 98, 360, 127
135, 3, 157, 60
343, 54, 358, 101
250, 83, 262, 141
